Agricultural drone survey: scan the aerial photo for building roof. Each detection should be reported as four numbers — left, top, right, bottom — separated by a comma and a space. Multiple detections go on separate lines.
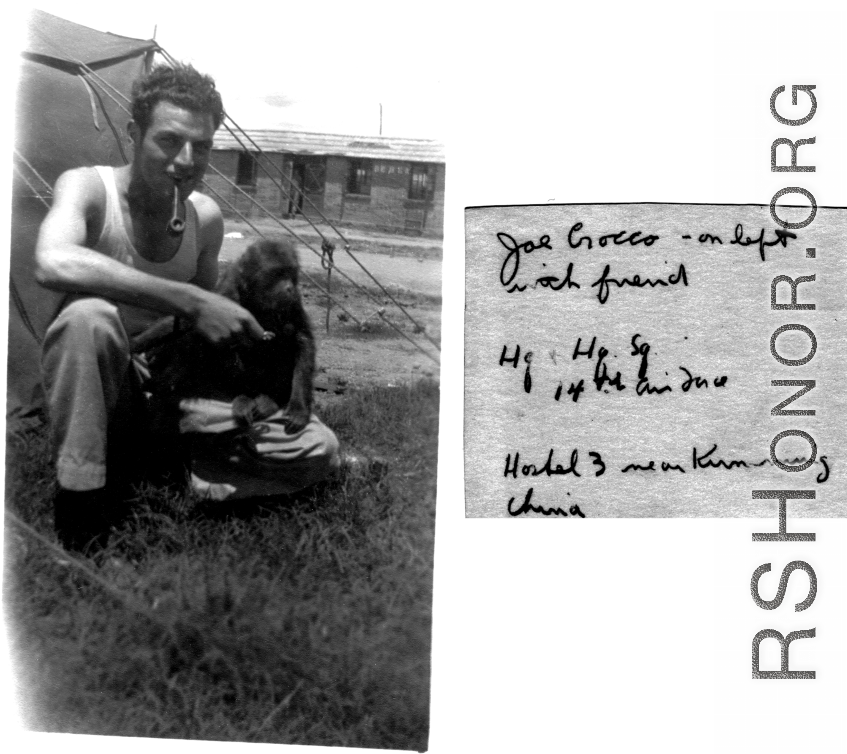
213, 128, 445, 164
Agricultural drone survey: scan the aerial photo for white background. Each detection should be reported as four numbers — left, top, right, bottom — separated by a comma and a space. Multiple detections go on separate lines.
4, 2, 847, 752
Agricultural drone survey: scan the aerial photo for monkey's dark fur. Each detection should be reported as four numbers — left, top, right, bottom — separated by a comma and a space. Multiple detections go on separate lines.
146, 239, 315, 439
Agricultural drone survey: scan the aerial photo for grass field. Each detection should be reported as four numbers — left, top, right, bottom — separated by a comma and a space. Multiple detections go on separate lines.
4, 380, 439, 750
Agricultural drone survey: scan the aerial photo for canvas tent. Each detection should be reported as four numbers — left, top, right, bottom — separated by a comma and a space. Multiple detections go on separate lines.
9, 9, 156, 428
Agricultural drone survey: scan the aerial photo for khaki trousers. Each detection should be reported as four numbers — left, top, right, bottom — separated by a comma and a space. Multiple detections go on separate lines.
42, 297, 339, 497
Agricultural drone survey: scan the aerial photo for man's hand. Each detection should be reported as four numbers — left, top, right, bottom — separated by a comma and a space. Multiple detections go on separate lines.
190, 289, 266, 344
232, 394, 280, 426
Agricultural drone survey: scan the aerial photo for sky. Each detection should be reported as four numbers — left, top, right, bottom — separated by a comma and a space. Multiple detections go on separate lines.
19, 2, 447, 139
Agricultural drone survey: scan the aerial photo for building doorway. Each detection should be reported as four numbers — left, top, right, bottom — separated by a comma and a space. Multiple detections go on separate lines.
287, 157, 326, 216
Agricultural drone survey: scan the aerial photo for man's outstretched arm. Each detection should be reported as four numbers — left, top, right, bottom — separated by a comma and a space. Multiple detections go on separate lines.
35, 168, 264, 344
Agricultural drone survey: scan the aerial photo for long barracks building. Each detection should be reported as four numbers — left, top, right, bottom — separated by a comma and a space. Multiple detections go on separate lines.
205, 130, 445, 238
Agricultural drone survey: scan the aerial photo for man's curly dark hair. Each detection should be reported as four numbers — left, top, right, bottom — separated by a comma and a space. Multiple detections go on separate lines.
131, 63, 224, 134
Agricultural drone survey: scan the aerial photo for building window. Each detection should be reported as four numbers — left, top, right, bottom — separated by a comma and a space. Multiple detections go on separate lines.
409, 164, 435, 201
236, 151, 258, 187
346, 159, 372, 195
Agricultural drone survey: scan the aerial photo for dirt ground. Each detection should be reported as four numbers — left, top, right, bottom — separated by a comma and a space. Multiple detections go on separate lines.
219, 218, 443, 404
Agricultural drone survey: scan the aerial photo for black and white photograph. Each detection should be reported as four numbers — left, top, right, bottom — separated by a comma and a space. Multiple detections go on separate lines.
5, 5, 441, 751
4, 2, 847, 754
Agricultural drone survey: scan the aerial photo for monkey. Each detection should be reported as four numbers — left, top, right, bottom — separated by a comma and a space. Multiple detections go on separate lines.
144, 238, 316, 445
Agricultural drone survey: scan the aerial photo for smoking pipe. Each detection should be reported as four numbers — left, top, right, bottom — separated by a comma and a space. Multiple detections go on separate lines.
168, 184, 185, 236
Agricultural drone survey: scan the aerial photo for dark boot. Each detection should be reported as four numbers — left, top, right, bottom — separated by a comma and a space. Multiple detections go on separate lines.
53, 488, 111, 555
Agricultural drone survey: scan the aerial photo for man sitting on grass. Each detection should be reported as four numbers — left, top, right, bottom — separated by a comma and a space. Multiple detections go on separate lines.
35, 63, 339, 554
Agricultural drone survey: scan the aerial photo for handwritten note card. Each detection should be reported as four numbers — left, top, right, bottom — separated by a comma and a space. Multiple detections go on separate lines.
465, 204, 846, 518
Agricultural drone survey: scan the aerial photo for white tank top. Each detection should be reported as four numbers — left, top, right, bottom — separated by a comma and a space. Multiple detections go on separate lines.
93, 165, 200, 335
